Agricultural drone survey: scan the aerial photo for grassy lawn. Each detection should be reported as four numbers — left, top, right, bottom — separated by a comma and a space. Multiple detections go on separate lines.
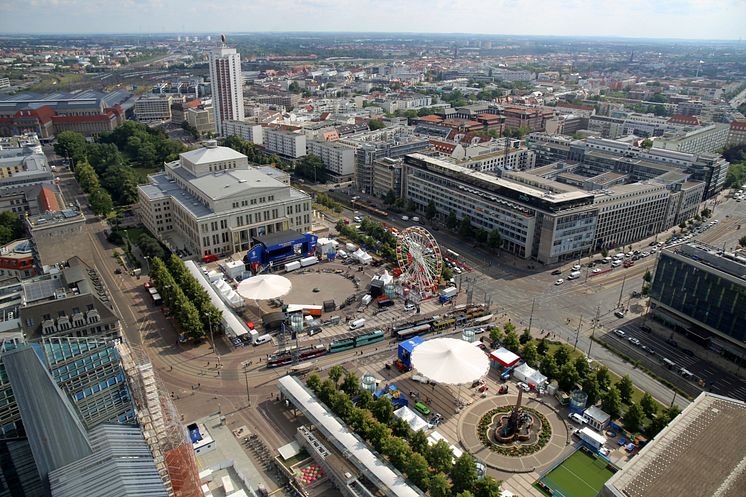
539, 450, 615, 497
121, 226, 147, 245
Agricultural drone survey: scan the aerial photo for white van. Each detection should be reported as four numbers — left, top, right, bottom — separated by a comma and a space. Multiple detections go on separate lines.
568, 271, 581, 280
349, 318, 366, 330
254, 334, 272, 345
337, 249, 348, 259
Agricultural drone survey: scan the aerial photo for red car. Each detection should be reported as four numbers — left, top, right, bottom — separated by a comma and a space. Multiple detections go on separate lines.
202, 254, 218, 263
623, 261, 634, 268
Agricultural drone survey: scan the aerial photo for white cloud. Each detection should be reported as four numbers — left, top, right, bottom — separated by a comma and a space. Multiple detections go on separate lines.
0, 0, 744, 39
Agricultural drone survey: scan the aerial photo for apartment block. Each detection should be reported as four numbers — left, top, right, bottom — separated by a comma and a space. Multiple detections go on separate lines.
371, 157, 403, 197
653, 123, 730, 154
223, 120, 264, 145
138, 140, 311, 257
306, 139, 355, 180
133, 95, 177, 122
727, 120, 746, 147
263, 128, 307, 158
186, 105, 216, 137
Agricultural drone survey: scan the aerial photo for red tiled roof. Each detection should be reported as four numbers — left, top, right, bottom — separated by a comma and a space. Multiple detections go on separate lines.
319, 112, 330, 121
460, 133, 490, 144
38, 186, 60, 213
15, 105, 56, 124
52, 112, 116, 123
418, 115, 443, 123
730, 120, 746, 131
475, 113, 500, 121
429, 140, 457, 153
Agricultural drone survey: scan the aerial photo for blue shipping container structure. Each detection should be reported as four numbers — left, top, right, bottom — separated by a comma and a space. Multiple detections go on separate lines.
244, 230, 318, 271
398, 336, 424, 369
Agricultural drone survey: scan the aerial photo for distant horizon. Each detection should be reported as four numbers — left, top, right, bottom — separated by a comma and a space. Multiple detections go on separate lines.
0, 31, 744, 44
1, 0, 744, 41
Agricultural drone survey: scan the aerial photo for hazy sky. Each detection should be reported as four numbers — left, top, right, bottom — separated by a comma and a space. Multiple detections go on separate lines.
1, 0, 745, 40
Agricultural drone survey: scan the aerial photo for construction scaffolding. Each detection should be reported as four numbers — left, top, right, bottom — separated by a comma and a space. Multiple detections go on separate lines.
117, 342, 202, 497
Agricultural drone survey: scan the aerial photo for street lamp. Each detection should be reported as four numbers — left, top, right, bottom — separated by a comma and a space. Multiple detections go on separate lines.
205, 312, 221, 366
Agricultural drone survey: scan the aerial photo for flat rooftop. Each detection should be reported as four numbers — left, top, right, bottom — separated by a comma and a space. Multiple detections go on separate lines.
666, 242, 746, 281
604, 393, 746, 497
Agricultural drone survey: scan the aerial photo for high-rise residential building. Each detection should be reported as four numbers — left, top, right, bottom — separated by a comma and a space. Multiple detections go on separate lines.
263, 128, 307, 158
208, 42, 244, 137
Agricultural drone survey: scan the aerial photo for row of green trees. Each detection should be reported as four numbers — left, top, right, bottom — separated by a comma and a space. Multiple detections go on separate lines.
0, 211, 25, 245
723, 144, 746, 188
149, 255, 222, 341
488, 322, 680, 437
314, 193, 342, 212
307, 369, 502, 497
293, 154, 328, 183
222, 135, 291, 171
74, 160, 114, 215
335, 218, 398, 261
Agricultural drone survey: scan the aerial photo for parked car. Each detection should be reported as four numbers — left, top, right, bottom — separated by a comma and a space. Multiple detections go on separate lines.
551, 269, 562, 275
401, 215, 409, 221
614, 309, 627, 318
572, 264, 581, 271
555, 278, 564, 285
628, 337, 641, 346
412, 216, 420, 222
414, 401, 431, 415
613, 329, 626, 337
516, 382, 531, 392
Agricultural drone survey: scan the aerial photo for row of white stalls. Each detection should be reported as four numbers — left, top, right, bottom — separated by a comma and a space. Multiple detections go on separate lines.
185, 261, 258, 343
317, 237, 373, 264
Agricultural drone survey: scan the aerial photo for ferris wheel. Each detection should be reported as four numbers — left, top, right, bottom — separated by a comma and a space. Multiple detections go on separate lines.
396, 226, 443, 295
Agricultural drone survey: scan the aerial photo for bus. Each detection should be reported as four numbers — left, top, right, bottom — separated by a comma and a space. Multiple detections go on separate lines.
396, 324, 433, 341
446, 249, 460, 260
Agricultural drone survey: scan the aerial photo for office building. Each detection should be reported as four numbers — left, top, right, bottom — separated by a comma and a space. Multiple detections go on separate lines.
602, 392, 746, 497
372, 157, 403, 197
208, 44, 244, 136
264, 128, 306, 158
185, 104, 216, 137
341, 126, 430, 194
133, 95, 176, 122
0, 78, 10, 90
138, 140, 312, 257
653, 123, 730, 154
253, 94, 301, 109
26, 209, 87, 265
0, 136, 53, 192
223, 119, 263, 145
649, 243, 746, 360
727, 120, 746, 147
306, 139, 355, 180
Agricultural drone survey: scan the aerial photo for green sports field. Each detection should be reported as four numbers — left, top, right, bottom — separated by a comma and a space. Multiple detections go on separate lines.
538, 449, 616, 497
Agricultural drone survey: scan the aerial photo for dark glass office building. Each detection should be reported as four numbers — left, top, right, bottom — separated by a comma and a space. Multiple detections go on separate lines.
650, 244, 746, 358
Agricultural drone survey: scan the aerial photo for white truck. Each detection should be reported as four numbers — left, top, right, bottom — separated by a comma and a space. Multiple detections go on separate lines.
576, 427, 606, 451
285, 261, 301, 272
439, 287, 459, 303
300, 256, 318, 267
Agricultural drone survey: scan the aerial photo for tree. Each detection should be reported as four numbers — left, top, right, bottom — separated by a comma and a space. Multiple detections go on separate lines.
622, 402, 643, 432
451, 453, 477, 493
739, 235, 746, 248
410, 429, 429, 455
489, 326, 504, 347
54, 131, 88, 162
666, 405, 681, 420
487, 229, 502, 250
341, 372, 360, 397
643, 269, 652, 283
602, 386, 622, 418
458, 215, 473, 238
102, 165, 140, 205
370, 397, 394, 424
457, 492, 476, 497
88, 188, 113, 216
86, 142, 125, 174
383, 189, 398, 205
75, 160, 100, 192
329, 365, 344, 387
503, 321, 516, 334
558, 362, 581, 392
426, 440, 454, 474
537, 338, 549, 357
368, 119, 385, 130
700, 207, 712, 219
644, 412, 670, 439
428, 472, 451, 497
553, 344, 570, 366
502, 330, 520, 353
581, 375, 601, 406
640, 138, 653, 149
519, 328, 532, 345
406, 452, 430, 491
521, 341, 539, 368
640, 392, 657, 419
383, 436, 411, 470
617, 375, 634, 404
573, 355, 590, 379
446, 210, 458, 230
595, 366, 611, 391
138, 233, 165, 260
473, 476, 502, 497
306, 373, 322, 394
0, 212, 24, 245
540, 354, 559, 380
288, 81, 301, 93
425, 199, 437, 220
601, 248, 609, 258
367, 421, 391, 453
678, 221, 687, 230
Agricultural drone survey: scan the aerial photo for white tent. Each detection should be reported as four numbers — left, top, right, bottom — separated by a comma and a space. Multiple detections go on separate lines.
352, 248, 373, 265
236, 274, 292, 300
410, 337, 490, 385
394, 406, 429, 432
512, 363, 547, 387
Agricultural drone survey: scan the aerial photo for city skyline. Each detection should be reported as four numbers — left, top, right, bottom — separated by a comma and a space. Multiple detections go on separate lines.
1, 0, 745, 40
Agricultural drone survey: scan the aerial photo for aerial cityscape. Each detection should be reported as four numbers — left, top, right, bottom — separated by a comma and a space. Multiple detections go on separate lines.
0, 2, 745, 497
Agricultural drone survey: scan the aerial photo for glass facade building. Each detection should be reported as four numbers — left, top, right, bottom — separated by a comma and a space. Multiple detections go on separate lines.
650, 246, 746, 354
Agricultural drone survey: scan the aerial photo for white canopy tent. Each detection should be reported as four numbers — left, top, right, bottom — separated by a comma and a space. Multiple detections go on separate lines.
410, 337, 490, 385
512, 363, 548, 387
236, 274, 292, 300
394, 406, 429, 432
352, 248, 373, 265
